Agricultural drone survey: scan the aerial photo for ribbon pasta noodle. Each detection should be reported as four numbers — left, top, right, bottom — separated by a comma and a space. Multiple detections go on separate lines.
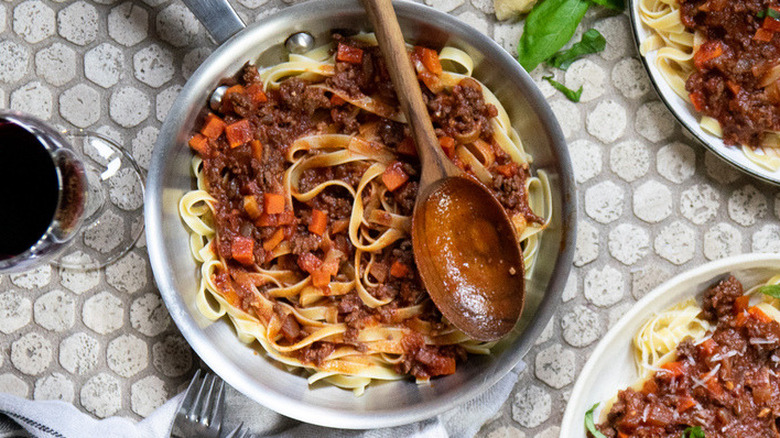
180, 35, 551, 394
639, 0, 780, 170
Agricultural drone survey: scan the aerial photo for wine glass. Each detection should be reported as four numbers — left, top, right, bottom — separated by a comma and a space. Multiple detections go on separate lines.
0, 110, 144, 272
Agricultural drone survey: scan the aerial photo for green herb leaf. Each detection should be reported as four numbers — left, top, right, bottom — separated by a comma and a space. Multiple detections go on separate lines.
516, 0, 590, 72
758, 7, 780, 18
681, 426, 705, 438
543, 76, 583, 102
759, 284, 780, 299
588, 0, 625, 10
548, 29, 607, 70
584, 403, 608, 438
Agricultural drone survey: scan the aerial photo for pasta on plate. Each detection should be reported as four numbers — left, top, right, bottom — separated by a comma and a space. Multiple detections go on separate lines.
179, 34, 551, 394
638, 0, 780, 171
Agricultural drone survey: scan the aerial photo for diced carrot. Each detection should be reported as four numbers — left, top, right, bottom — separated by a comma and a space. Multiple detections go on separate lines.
764, 16, 780, 32
200, 113, 226, 140
225, 84, 245, 96
495, 162, 519, 177
617, 432, 629, 438
255, 213, 275, 227
641, 378, 658, 395
755, 27, 774, 42
231, 236, 255, 265
397, 136, 418, 157
439, 136, 456, 157
735, 311, 749, 327
689, 90, 706, 112
311, 269, 331, 288
389, 260, 410, 278
734, 295, 750, 313
418, 69, 440, 92
726, 80, 741, 95
250, 139, 263, 162
415, 46, 443, 75
749, 306, 773, 324
698, 338, 717, 356
660, 361, 685, 378
246, 83, 267, 104
676, 396, 697, 413
309, 209, 328, 236
693, 41, 723, 70
243, 195, 262, 219
225, 119, 253, 148
331, 219, 349, 234
188, 133, 209, 155
381, 161, 409, 192
330, 94, 346, 106
263, 193, 285, 214
336, 43, 363, 64
262, 228, 285, 252
704, 374, 724, 397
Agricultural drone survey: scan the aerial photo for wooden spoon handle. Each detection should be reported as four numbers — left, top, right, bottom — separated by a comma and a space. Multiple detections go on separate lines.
360, 0, 458, 187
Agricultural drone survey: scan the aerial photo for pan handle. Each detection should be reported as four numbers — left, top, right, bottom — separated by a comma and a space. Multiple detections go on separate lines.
183, 0, 246, 45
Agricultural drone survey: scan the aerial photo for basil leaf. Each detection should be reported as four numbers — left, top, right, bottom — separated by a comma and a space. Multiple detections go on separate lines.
681, 426, 705, 438
548, 29, 607, 70
758, 7, 780, 18
543, 76, 583, 102
588, 0, 625, 10
584, 403, 608, 438
516, 0, 590, 72
759, 284, 780, 299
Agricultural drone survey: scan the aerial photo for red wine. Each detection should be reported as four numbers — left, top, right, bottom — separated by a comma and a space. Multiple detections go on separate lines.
0, 121, 60, 259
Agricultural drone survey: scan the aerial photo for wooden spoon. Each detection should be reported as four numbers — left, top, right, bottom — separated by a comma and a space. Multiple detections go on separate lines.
361, 0, 525, 341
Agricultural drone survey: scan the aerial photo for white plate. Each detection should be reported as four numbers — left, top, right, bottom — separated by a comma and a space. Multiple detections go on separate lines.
628, 2, 780, 186
560, 253, 780, 437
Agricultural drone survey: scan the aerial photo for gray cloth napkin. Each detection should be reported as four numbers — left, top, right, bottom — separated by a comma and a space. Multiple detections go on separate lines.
0, 363, 522, 438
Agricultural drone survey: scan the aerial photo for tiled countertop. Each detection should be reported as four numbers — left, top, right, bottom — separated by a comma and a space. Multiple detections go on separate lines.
0, 0, 779, 436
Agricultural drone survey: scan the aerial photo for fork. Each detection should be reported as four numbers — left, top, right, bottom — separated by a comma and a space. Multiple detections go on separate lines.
170, 369, 226, 438
223, 423, 256, 438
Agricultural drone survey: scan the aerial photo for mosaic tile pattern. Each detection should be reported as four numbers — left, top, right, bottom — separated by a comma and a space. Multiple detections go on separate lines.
1, 0, 779, 434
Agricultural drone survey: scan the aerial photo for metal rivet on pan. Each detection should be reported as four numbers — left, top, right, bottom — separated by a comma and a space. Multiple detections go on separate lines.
209, 85, 229, 111
285, 31, 315, 54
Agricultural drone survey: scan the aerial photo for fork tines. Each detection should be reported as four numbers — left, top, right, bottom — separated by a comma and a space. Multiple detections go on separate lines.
171, 369, 227, 438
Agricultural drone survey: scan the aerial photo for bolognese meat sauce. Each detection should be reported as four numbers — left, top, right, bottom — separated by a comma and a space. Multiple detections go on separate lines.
188, 36, 541, 380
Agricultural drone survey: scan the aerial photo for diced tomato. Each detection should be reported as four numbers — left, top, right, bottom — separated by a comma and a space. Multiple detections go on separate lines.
225, 119, 253, 148
262, 228, 285, 252
698, 338, 717, 356
397, 136, 418, 157
660, 361, 685, 378
263, 193, 285, 214
311, 269, 331, 288
250, 139, 263, 162
246, 83, 267, 104
704, 374, 724, 397
390, 260, 410, 278
439, 136, 456, 158
676, 396, 697, 413
188, 133, 209, 155
414, 46, 443, 75
243, 195, 262, 219
381, 161, 409, 192
755, 27, 774, 42
764, 16, 780, 32
689, 90, 706, 112
309, 209, 328, 236
297, 252, 322, 273
336, 43, 363, 64
749, 306, 773, 324
641, 378, 658, 395
200, 113, 226, 140
231, 236, 255, 265
330, 94, 346, 106
693, 41, 723, 70
277, 209, 296, 225
734, 295, 750, 313
495, 162, 519, 177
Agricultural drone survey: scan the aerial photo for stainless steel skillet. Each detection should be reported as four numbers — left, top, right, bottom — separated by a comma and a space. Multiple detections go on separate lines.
145, 0, 576, 428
